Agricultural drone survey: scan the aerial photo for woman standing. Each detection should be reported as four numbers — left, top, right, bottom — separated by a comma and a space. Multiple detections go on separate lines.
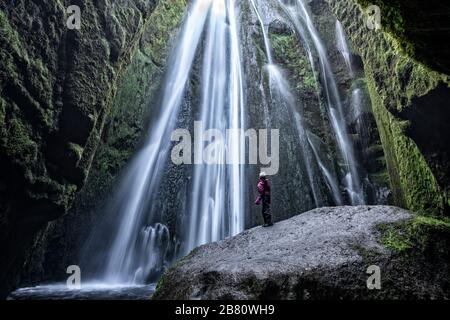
256, 172, 273, 227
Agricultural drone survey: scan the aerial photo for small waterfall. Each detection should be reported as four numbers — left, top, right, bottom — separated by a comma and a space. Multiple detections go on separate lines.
250, 0, 274, 64
133, 224, 169, 283
251, 1, 325, 207
279, 0, 365, 205
307, 132, 344, 205
351, 88, 369, 151
335, 20, 354, 77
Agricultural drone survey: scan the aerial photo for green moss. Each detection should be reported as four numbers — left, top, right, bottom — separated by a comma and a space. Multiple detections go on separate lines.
352, 244, 383, 263
0, 96, 5, 127
378, 215, 450, 253
270, 33, 318, 92
0, 11, 24, 56
73, 0, 188, 213
327, 0, 448, 215
144, 0, 187, 66
354, 0, 448, 74
5, 117, 38, 165
0, 10, 55, 129
366, 76, 445, 215
369, 170, 390, 188
68, 143, 85, 162
153, 258, 186, 299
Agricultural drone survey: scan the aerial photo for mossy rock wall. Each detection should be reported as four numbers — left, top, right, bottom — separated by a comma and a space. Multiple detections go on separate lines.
0, 0, 162, 297
326, 0, 450, 216
18, 0, 188, 287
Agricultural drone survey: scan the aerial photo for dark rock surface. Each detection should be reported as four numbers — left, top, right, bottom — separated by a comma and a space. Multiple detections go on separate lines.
0, 0, 159, 298
153, 206, 449, 300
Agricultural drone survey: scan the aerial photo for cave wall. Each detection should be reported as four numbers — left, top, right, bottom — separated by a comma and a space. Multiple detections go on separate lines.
0, 0, 161, 297
325, 0, 450, 216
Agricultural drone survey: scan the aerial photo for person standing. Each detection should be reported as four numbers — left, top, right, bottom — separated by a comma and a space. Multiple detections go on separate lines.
256, 172, 273, 227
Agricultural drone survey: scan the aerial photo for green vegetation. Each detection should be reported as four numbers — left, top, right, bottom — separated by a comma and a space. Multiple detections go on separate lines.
378, 215, 450, 253
270, 33, 318, 92
153, 258, 186, 299
4, 116, 37, 165
145, 0, 187, 66
0, 11, 55, 129
0, 97, 5, 130
68, 143, 85, 162
354, 0, 440, 72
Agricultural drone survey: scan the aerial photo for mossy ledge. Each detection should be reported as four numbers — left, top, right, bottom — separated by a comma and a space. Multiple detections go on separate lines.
378, 215, 450, 254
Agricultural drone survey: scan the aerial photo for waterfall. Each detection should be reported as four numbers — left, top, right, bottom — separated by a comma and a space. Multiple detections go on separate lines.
351, 88, 369, 151
250, 0, 274, 64
80, 0, 372, 287
82, 0, 248, 284
335, 20, 354, 77
251, 0, 325, 207
307, 132, 344, 205
279, 0, 365, 205
186, 0, 246, 253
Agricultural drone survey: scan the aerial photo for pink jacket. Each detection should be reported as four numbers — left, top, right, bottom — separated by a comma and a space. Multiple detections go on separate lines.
257, 178, 270, 196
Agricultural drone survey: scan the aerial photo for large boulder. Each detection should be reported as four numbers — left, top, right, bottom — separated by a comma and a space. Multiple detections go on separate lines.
153, 206, 450, 300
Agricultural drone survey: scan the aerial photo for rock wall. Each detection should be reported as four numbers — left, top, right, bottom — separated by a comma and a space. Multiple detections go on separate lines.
17, 0, 188, 287
326, 0, 450, 216
0, 0, 160, 297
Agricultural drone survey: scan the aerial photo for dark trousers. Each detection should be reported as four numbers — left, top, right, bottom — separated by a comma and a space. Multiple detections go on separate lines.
262, 195, 272, 225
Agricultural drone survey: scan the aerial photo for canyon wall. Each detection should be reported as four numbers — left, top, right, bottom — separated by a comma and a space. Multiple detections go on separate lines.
0, 0, 161, 298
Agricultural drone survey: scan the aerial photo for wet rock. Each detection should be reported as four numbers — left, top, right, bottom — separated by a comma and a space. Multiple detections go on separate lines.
268, 19, 293, 35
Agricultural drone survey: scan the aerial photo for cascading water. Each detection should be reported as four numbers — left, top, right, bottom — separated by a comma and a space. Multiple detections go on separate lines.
87, 0, 215, 284
306, 132, 344, 205
351, 88, 369, 152
186, 0, 246, 253
10, 0, 389, 300
83, 0, 247, 285
82, 0, 369, 286
251, 0, 327, 207
335, 20, 354, 77
278, 0, 365, 205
